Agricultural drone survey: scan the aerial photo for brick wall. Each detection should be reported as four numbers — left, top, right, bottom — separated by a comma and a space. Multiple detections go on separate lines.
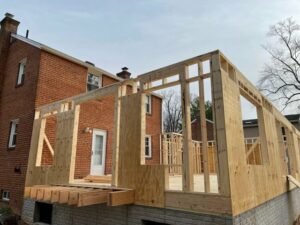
0, 42, 162, 214
36, 51, 162, 178
0, 39, 41, 213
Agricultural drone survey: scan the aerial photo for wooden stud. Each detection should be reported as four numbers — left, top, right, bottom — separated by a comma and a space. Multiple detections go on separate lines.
198, 62, 210, 193
180, 66, 194, 192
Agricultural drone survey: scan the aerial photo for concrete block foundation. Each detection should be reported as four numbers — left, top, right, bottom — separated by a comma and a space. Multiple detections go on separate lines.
22, 188, 300, 225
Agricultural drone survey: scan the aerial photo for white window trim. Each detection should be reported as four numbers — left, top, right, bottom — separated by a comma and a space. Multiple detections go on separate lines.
86, 73, 102, 92
145, 135, 152, 158
2, 191, 10, 202
8, 119, 19, 148
146, 95, 152, 114
17, 58, 26, 86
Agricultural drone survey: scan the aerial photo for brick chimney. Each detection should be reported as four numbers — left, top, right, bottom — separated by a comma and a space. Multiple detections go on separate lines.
116, 67, 131, 79
0, 13, 20, 99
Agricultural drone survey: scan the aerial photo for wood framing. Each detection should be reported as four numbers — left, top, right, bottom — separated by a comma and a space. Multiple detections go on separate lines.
25, 50, 300, 217
24, 185, 134, 207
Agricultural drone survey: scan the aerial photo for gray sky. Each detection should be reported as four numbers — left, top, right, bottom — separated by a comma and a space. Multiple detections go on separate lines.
1, 0, 300, 118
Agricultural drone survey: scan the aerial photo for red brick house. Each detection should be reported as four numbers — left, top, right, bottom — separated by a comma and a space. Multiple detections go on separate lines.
0, 14, 162, 214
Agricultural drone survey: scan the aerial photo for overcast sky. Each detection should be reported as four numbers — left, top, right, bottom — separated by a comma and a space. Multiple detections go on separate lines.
1, 0, 300, 118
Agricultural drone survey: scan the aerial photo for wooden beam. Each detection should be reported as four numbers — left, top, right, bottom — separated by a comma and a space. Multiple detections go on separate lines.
211, 53, 231, 196
112, 86, 123, 186
180, 66, 194, 191
35, 118, 46, 166
24, 187, 31, 198
107, 190, 135, 206
287, 175, 300, 188
44, 134, 54, 156
138, 50, 218, 83
77, 190, 110, 207
143, 80, 180, 93
84, 175, 112, 183
198, 62, 210, 193
246, 139, 259, 158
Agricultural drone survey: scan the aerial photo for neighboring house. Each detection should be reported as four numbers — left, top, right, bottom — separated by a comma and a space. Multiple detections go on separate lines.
243, 114, 300, 138
191, 117, 214, 141
191, 112, 300, 140
0, 14, 162, 214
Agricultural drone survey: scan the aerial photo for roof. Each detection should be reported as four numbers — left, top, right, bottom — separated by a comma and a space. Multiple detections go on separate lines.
243, 114, 300, 127
11, 33, 123, 82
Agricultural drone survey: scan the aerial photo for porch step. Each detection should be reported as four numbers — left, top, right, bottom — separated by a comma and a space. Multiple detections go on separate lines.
83, 175, 112, 183
287, 175, 300, 188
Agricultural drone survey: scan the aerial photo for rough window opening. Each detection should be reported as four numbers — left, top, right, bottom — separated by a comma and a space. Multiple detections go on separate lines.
189, 77, 218, 193
240, 95, 263, 165
156, 83, 182, 190
34, 202, 52, 224
142, 220, 170, 225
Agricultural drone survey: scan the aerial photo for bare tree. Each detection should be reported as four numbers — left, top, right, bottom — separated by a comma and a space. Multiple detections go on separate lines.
162, 90, 182, 133
259, 18, 300, 111
161, 90, 213, 133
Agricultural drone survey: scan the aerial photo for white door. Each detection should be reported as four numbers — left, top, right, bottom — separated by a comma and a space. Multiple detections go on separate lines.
90, 129, 107, 176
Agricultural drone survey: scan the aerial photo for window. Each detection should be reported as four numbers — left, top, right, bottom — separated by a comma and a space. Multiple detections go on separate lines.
145, 136, 152, 158
87, 73, 101, 91
16, 58, 26, 86
34, 202, 52, 224
8, 119, 19, 148
145, 95, 152, 114
2, 191, 10, 201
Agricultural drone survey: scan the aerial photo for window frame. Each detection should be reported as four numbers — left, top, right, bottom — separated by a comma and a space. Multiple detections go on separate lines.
145, 135, 152, 159
145, 95, 152, 114
2, 191, 10, 202
86, 73, 102, 92
8, 119, 19, 149
16, 58, 26, 87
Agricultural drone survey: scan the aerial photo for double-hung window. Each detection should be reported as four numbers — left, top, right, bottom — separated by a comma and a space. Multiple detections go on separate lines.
8, 119, 19, 148
145, 135, 152, 158
16, 58, 26, 86
145, 95, 152, 114
87, 73, 101, 92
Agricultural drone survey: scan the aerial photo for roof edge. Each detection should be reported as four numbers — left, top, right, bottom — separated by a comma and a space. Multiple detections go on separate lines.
11, 33, 122, 82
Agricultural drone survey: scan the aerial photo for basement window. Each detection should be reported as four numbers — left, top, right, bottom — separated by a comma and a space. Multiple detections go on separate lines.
16, 58, 26, 86
145, 135, 152, 158
2, 191, 10, 201
8, 119, 19, 148
87, 73, 101, 92
145, 95, 152, 114
34, 202, 52, 224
